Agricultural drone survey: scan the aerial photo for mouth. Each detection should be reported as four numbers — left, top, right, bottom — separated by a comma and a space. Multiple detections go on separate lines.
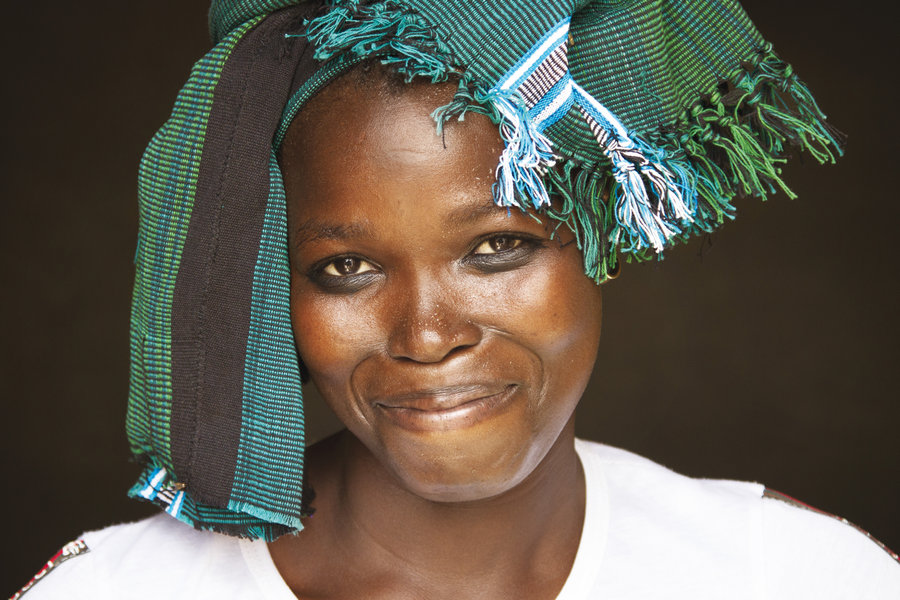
373, 384, 518, 432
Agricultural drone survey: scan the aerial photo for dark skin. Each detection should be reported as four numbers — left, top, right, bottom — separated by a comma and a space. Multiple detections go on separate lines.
270, 68, 604, 600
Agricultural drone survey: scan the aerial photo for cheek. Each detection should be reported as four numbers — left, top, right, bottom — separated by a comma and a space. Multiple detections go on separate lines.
496, 248, 603, 416
485, 249, 602, 358
289, 288, 380, 390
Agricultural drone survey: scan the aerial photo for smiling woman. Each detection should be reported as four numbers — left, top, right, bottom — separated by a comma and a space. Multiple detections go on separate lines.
266, 71, 602, 597
282, 71, 601, 512
11, 0, 899, 599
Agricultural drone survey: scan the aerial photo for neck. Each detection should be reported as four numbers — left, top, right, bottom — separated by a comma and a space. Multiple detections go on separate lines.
271, 420, 585, 600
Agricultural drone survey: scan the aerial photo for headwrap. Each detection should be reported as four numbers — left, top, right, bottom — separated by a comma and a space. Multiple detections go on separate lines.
127, 0, 843, 539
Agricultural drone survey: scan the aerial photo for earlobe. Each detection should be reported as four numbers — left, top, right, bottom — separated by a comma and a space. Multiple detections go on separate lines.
602, 260, 620, 283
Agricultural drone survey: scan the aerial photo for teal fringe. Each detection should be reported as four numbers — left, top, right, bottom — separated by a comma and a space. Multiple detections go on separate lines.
431, 78, 503, 134
301, 0, 455, 83
299, 3, 843, 282
301, 2, 504, 138
543, 162, 617, 282
545, 44, 843, 280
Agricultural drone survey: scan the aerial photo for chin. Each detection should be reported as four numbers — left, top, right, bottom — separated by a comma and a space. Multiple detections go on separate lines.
365, 412, 570, 504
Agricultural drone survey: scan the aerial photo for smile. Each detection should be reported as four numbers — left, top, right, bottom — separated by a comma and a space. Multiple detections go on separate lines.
373, 384, 518, 432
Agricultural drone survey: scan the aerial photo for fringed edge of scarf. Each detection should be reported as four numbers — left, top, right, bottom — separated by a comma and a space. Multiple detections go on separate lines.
301, 3, 844, 282
442, 43, 843, 281
128, 462, 315, 541
301, 0, 455, 83
575, 43, 844, 280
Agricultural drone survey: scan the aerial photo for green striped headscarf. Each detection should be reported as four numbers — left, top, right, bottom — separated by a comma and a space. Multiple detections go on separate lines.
127, 0, 842, 539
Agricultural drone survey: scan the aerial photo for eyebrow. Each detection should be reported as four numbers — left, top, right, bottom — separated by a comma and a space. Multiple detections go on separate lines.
291, 197, 508, 249
291, 218, 373, 249
444, 198, 509, 228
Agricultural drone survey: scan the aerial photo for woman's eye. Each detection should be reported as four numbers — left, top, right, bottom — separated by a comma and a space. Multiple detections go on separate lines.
465, 234, 541, 273
307, 256, 381, 292
322, 256, 376, 277
473, 235, 523, 255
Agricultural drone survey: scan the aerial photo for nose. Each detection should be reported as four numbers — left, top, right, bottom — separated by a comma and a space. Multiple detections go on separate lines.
386, 274, 482, 363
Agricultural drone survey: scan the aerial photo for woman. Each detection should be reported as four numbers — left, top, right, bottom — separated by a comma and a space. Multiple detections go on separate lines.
13, 0, 898, 598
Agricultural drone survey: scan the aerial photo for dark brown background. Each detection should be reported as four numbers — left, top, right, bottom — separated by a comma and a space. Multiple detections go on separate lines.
2, 0, 897, 593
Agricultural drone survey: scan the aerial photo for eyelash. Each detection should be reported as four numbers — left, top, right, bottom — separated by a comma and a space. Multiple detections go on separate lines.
307, 233, 542, 292
307, 255, 380, 293
464, 233, 542, 272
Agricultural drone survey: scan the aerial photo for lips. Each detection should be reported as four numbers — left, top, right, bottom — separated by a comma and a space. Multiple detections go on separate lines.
372, 384, 519, 432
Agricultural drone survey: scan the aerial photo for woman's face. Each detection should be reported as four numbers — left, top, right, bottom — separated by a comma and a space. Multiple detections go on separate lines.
282, 74, 602, 503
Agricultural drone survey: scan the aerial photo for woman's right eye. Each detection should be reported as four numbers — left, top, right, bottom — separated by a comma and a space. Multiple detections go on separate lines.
308, 255, 380, 292
322, 256, 376, 277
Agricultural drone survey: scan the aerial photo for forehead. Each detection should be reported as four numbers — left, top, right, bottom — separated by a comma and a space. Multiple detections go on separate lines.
280, 67, 505, 218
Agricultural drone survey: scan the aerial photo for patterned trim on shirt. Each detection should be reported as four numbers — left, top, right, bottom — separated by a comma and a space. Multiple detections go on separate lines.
10, 539, 90, 599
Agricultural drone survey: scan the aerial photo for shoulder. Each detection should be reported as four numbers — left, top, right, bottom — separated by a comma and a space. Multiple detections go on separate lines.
761, 489, 900, 597
576, 438, 765, 560
80, 511, 234, 573
574, 439, 899, 598
575, 437, 765, 510
13, 513, 266, 599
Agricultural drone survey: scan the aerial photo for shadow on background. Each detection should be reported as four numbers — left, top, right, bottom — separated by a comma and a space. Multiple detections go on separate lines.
2, 0, 897, 593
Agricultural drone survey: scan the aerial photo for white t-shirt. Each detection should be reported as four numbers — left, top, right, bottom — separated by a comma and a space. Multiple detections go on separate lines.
19, 440, 899, 599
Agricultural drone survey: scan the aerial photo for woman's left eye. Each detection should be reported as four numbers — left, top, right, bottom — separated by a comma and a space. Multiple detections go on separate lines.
472, 235, 523, 255
465, 233, 541, 272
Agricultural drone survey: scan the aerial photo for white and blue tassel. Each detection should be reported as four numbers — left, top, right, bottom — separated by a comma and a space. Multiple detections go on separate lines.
484, 16, 697, 254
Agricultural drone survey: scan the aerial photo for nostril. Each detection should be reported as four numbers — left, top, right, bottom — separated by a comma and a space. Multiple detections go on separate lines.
444, 340, 478, 360
387, 312, 482, 364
